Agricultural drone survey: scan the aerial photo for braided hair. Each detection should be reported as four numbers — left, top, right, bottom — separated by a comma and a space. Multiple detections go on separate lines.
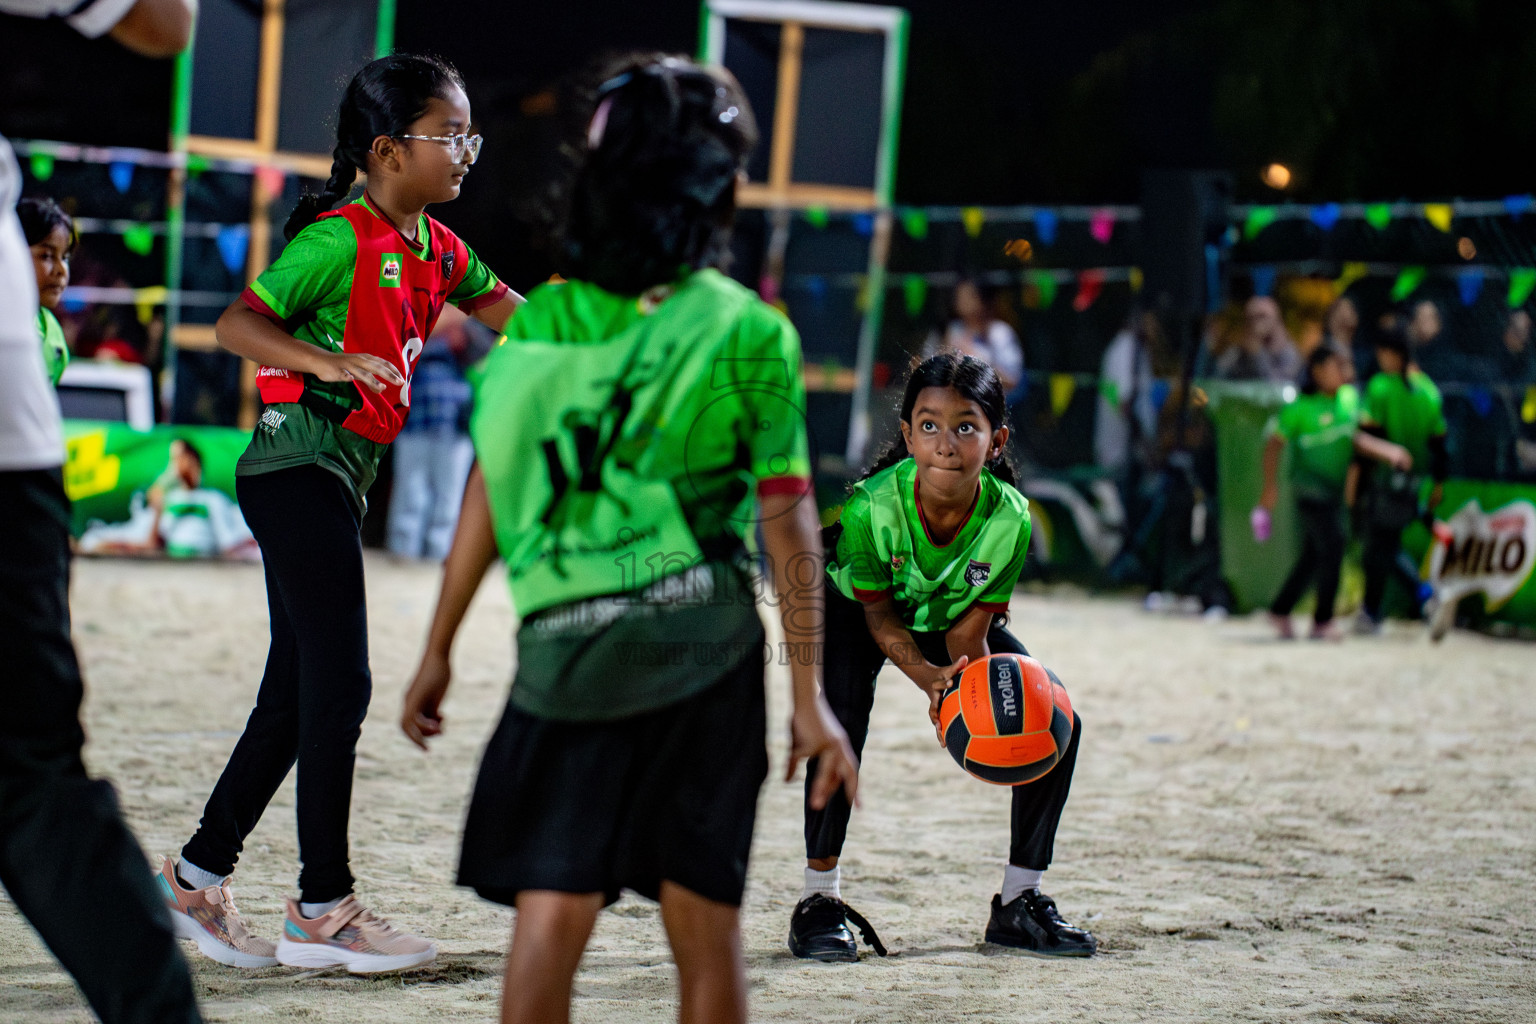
283, 54, 465, 241
862, 352, 1019, 488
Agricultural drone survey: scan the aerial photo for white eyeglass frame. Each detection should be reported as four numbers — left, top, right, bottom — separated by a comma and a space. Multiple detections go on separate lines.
397, 132, 483, 164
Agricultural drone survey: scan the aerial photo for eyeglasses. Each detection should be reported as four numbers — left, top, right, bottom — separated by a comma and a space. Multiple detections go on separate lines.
397, 132, 483, 164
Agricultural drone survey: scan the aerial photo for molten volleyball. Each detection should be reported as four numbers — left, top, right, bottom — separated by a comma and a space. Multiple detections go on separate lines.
937, 653, 1073, 786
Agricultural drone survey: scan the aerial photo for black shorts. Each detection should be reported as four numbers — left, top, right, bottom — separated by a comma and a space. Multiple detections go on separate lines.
457, 651, 769, 908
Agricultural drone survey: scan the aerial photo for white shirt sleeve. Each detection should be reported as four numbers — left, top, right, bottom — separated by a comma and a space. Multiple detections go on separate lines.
0, 0, 141, 37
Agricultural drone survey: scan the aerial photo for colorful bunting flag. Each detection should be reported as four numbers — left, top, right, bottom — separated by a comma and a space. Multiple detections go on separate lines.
122, 224, 155, 257
133, 285, 168, 326
852, 213, 874, 237
1072, 269, 1104, 311
1024, 270, 1057, 310
1503, 195, 1532, 220
1089, 209, 1115, 244
1389, 266, 1426, 302
1243, 206, 1277, 240
1423, 203, 1454, 233
1509, 268, 1536, 308
901, 208, 929, 240
1456, 271, 1484, 307
1364, 203, 1392, 231
1049, 374, 1076, 417
853, 275, 872, 313
804, 275, 827, 301
216, 225, 251, 275
1250, 266, 1277, 297
1129, 267, 1144, 293
1309, 203, 1341, 231
1033, 209, 1058, 246
254, 165, 287, 201
1335, 262, 1369, 292
30, 152, 55, 181
108, 161, 134, 194
186, 154, 209, 177
903, 275, 928, 318
961, 206, 986, 238
1523, 386, 1536, 424
803, 206, 829, 230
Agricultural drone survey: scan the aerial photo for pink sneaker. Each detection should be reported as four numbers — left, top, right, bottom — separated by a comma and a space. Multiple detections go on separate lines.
1308, 621, 1344, 642
156, 857, 278, 968
1268, 612, 1295, 640
276, 894, 435, 973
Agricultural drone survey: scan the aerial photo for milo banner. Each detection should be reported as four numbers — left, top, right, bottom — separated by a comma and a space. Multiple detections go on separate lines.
63, 421, 258, 560
1408, 480, 1536, 626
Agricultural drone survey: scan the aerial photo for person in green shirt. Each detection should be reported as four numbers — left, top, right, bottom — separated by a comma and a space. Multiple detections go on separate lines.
18, 196, 73, 385
162, 54, 519, 977
1354, 328, 1449, 632
399, 56, 857, 1024
1258, 342, 1410, 639
790, 352, 1096, 962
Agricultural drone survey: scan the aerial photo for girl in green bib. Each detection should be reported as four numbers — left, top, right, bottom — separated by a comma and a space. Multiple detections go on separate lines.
1258, 342, 1410, 640
400, 56, 857, 1024
17, 196, 73, 385
790, 352, 1096, 961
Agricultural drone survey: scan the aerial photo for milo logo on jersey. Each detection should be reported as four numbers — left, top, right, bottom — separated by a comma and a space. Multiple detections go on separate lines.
379, 253, 403, 288
1426, 499, 1536, 611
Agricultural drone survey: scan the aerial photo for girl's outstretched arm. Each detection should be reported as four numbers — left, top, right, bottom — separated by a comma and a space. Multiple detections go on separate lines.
860, 596, 968, 740
758, 490, 860, 811
401, 465, 498, 750
216, 300, 404, 392
469, 291, 524, 333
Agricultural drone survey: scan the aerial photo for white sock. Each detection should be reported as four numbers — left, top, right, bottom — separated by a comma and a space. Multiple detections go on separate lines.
1001, 865, 1043, 904
300, 897, 344, 919
177, 859, 225, 891
802, 866, 841, 901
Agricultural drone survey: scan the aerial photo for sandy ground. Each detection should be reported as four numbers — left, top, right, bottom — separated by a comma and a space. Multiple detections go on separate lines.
2, 554, 1534, 1023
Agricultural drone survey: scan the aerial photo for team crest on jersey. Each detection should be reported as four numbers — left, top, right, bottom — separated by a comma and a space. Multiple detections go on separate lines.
440, 250, 456, 280
890, 555, 904, 571
379, 253, 403, 287
964, 559, 992, 587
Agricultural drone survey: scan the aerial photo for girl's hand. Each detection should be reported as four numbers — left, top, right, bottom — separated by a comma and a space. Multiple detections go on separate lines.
928, 655, 968, 746
787, 693, 860, 811
313, 351, 405, 393
401, 650, 451, 751
1386, 442, 1413, 472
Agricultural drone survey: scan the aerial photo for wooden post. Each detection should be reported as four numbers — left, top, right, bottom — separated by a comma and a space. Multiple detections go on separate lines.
768, 21, 803, 196
236, 0, 287, 430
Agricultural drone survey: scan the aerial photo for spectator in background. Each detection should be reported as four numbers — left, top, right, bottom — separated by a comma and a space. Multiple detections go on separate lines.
0, 2, 203, 1023
929, 278, 1023, 394
386, 308, 488, 560
1404, 298, 1460, 383
1095, 308, 1160, 474
1214, 296, 1301, 383
1501, 309, 1535, 385
1323, 295, 1371, 384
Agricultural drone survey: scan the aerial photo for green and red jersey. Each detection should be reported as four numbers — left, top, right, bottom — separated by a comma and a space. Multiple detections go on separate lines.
828, 459, 1032, 633
237, 193, 504, 511
1267, 384, 1360, 500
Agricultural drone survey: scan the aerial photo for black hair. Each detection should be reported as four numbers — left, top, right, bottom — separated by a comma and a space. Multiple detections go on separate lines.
17, 196, 77, 252
1372, 324, 1411, 382
861, 352, 1019, 487
283, 53, 465, 241
553, 54, 758, 294
1300, 340, 1348, 395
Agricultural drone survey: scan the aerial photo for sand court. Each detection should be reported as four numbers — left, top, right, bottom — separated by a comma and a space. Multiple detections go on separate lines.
2, 555, 1532, 1022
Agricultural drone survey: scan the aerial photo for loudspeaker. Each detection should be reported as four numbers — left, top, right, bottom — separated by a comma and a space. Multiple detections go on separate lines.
1138, 170, 1232, 318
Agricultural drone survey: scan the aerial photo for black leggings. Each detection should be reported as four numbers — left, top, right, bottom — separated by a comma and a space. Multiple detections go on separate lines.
1269, 496, 1346, 625
1361, 523, 1420, 620
0, 470, 201, 1024
804, 583, 1082, 871
182, 466, 371, 903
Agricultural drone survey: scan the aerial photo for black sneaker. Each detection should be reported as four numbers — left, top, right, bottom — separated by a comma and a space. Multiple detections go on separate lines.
787, 894, 887, 962
984, 890, 1096, 957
